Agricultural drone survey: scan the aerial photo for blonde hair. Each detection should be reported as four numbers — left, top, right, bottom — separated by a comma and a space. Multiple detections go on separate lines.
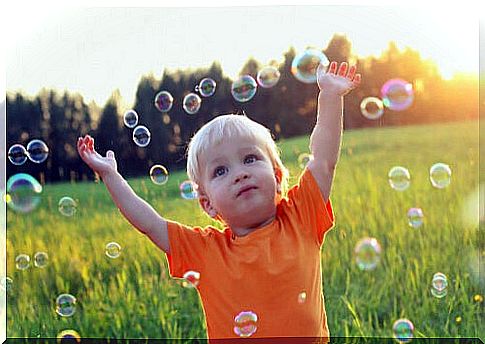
186, 114, 289, 196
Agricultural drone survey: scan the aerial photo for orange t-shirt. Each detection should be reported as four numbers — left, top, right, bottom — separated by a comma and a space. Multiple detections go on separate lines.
165, 168, 335, 339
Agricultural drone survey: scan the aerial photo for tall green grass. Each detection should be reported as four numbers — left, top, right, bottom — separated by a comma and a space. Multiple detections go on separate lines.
6, 120, 483, 340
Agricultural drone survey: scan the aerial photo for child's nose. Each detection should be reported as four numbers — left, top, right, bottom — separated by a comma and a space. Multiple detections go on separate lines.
234, 171, 250, 184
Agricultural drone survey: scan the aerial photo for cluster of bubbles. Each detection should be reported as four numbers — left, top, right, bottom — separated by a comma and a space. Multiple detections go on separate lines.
15, 252, 49, 270
360, 78, 414, 120
122, 109, 151, 147
388, 163, 451, 192
231, 65, 281, 103
8, 139, 49, 165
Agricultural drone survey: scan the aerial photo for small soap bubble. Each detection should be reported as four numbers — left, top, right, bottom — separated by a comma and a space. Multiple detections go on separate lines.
381, 78, 414, 111
34, 251, 49, 268
57, 329, 81, 343
257, 66, 281, 88
6, 173, 43, 213
180, 180, 198, 200
392, 318, 414, 343
231, 75, 258, 102
183, 93, 202, 115
291, 49, 329, 83
354, 237, 381, 271
133, 125, 151, 147
234, 311, 258, 337
58, 197, 77, 217
198, 78, 217, 97
56, 293, 77, 317
430, 272, 448, 298
8, 144, 28, 165
388, 166, 411, 191
149, 165, 169, 185
105, 242, 122, 259
154, 91, 174, 112
123, 110, 138, 128
298, 291, 307, 304
182, 270, 200, 288
407, 208, 424, 228
26, 139, 49, 163
0, 277, 13, 292
297, 153, 312, 169
429, 163, 451, 189
360, 97, 384, 120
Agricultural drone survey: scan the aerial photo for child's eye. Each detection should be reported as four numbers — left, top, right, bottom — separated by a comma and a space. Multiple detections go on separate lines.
213, 166, 227, 178
244, 154, 257, 164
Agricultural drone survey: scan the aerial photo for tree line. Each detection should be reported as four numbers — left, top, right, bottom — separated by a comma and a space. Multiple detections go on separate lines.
6, 34, 478, 184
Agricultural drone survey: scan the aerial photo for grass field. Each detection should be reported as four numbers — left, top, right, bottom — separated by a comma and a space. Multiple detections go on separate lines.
5, 119, 483, 340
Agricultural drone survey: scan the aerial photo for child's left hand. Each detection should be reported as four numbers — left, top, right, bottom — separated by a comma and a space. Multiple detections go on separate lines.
317, 61, 361, 96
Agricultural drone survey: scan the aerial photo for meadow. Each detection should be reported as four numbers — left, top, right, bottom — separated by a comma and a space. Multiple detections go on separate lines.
5, 119, 483, 341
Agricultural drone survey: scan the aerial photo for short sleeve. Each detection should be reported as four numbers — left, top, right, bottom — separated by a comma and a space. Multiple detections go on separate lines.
165, 220, 212, 278
285, 168, 335, 246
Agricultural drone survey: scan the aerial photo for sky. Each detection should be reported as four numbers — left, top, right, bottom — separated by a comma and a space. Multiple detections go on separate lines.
2, 0, 481, 106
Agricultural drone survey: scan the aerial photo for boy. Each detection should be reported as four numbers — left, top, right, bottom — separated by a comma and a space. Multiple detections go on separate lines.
77, 61, 361, 339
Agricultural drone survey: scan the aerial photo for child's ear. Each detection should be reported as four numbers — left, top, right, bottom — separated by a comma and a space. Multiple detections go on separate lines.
198, 193, 217, 218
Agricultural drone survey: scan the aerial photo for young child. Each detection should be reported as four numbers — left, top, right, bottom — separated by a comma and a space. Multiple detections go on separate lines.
77, 61, 360, 340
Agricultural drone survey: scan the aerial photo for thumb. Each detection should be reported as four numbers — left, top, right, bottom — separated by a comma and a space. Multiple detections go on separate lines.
106, 150, 115, 160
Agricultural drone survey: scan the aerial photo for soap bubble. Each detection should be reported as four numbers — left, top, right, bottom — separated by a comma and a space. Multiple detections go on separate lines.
133, 125, 151, 147
0, 277, 13, 292
430, 272, 448, 298
297, 153, 312, 169
381, 78, 414, 111
6, 173, 42, 213
27, 139, 49, 163
360, 97, 384, 120
407, 208, 424, 228
234, 311, 258, 337
182, 270, 200, 288
291, 49, 329, 83
15, 254, 30, 270
154, 91, 174, 112
231, 75, 257, 102
123, 110, 138, 128
58, 197, 77, 217
149, 165, 169, 185
180, 180, 198, 200
429, 163, 451, 189
105, 242, 122, 259
56, 293, 77, 317
392, 318, 414, 343
354, 237, 381, 271
183, 93, 202, 115
34, 251, 49, 268
198, 78, 217, 97
257, 66, 281, 88
298, 291, 307, 304
388, 166, 411, 191
57, 329, 81, 343
8, 144, 28, 165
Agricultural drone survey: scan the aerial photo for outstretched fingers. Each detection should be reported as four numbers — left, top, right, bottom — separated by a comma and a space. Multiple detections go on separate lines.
328, 61, 338, 74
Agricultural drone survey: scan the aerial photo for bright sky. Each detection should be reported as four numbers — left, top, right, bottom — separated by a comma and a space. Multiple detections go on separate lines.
2, 0, 481, 106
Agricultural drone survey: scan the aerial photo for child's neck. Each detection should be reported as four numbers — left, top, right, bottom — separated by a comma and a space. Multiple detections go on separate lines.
230, 214, 276, 238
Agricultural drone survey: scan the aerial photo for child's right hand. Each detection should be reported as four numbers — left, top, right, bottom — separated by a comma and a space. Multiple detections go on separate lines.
77, 135, 118, 178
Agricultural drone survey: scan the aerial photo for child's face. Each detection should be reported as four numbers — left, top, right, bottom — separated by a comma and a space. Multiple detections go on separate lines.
198, 135, 280, 229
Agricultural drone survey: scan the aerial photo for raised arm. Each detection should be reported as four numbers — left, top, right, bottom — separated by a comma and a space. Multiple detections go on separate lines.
77, 135, 171, 254
307, 61, 361, 203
